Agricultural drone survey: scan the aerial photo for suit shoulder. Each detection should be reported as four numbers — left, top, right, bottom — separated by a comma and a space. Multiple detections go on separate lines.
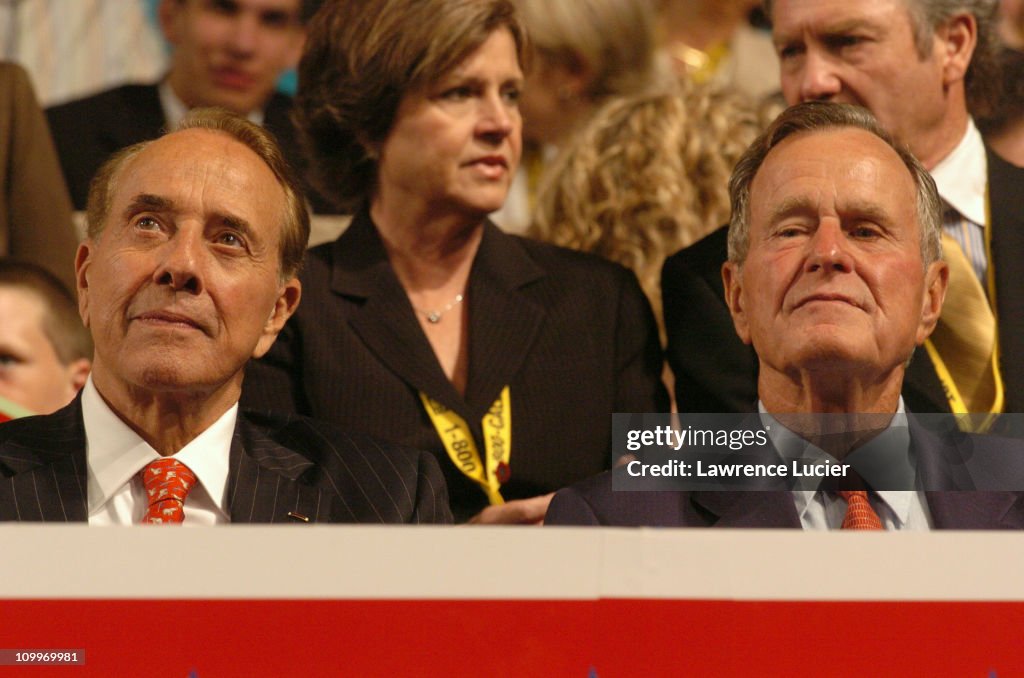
295, 239, 339, 289
264, 91, 295, 119
510, 235, 639, 289
240, 410, 446, 500
242, 409, 424, 468
0, 407, 82, 476
240, 410, 451, 523
0, 406, 79, 443
46, 83, 158, 121
663, 225, 728, 276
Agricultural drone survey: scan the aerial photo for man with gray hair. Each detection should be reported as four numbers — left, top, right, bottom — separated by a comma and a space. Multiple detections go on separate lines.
547, 101, 1024, 529
663, 0, 1024, 417
0, 109, 450, 524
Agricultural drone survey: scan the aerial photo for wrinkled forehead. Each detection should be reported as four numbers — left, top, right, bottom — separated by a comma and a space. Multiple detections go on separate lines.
770, 0, 915, 36
107, 129, 287, 240
115, 129, 277, 201
751, 128, 918, 225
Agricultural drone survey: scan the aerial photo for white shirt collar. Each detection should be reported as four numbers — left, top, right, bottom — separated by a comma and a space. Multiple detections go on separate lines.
82, 375, 236, 519
157, 78, 265, 130
930, 118, 988, 226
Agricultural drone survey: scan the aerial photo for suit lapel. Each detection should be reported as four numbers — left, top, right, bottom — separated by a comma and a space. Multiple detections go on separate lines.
101, 85, 166, 151
226, 416, 330, 523
463, 224, 546, 420
332, 211, 465, 412
331, 212, 547, 419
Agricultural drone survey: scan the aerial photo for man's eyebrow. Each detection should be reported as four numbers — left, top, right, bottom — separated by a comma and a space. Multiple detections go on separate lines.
220, 214, 257, 240
767, 196, 894, 228
121, 195, 258, 240
767, 196, 817, 224
774, 17, 881, 44
838, 199, 893, 226
122, 194, 174, 220
820, 18, 882, 34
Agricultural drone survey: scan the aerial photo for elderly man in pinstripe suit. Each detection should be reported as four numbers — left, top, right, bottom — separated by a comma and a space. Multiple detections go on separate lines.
0, 109, 451, 524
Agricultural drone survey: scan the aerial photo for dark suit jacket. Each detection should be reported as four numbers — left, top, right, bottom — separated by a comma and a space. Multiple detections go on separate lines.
0, 62, 79, 291
0, 398, 452, 524
45, 82, 332, 213
242, 209, 669, 521
987, 150, 1024, 411
663, 148, 1024, 414
545, 419, 1024, 529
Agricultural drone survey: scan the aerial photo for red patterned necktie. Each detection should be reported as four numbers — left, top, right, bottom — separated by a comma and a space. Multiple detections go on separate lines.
140, 458, 197, 525
838, 490, 884, 530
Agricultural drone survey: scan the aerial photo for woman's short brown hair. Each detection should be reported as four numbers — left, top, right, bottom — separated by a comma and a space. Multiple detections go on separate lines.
295, 0, 526, 212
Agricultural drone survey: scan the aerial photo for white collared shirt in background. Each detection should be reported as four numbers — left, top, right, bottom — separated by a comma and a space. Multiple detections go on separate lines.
930, 118, 989, 285
83, 376, 234, 525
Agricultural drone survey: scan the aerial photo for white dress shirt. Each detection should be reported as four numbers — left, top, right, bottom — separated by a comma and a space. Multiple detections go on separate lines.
83, 376, 235, 525
930, 118, 989, 284
759, 399, 934, 531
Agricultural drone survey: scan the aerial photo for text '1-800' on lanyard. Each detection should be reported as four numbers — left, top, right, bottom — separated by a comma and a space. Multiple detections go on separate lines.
419, 386, 511, 505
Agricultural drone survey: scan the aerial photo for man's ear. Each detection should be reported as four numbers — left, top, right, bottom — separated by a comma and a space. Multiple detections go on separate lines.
158, 0, 184, 45
722, 260, 752, 345
66, 358, 92, 396
936, 12, 977, 87
253, 277, 301, 358
74, 241, 93, 329
917, 259, 949, 344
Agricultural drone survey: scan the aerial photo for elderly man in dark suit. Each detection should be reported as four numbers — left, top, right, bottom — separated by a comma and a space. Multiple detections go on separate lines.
0, 109, 451, 525
663, 0, 1024, 416
547, 102, 1024, 530
46, 0, 331, 212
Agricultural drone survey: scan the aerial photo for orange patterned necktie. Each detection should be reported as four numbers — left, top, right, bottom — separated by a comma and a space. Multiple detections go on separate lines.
140, 458, 197, 525
838, 490, 884, 530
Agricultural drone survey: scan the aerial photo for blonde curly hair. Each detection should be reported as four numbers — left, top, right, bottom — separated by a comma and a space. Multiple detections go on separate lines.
531, 81, 772, 338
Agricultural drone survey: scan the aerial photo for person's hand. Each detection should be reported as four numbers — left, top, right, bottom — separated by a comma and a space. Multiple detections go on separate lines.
466, 493, 555, 525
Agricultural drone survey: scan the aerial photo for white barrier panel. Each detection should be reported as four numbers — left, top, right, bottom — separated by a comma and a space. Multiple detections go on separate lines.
1, 525, 1023, 601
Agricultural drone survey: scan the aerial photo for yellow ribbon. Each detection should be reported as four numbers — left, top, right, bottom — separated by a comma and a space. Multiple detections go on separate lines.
419, 387, 511, 505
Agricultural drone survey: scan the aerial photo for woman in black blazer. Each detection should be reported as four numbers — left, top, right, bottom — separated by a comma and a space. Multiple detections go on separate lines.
242, 0, 668, 522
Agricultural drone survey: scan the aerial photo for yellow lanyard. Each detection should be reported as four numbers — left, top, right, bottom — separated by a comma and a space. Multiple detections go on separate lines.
419, 387, 511, 505
923, 189, 1004, 429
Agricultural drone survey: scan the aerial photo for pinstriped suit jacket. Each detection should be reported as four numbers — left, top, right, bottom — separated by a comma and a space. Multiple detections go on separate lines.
0, 398, 452, 524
